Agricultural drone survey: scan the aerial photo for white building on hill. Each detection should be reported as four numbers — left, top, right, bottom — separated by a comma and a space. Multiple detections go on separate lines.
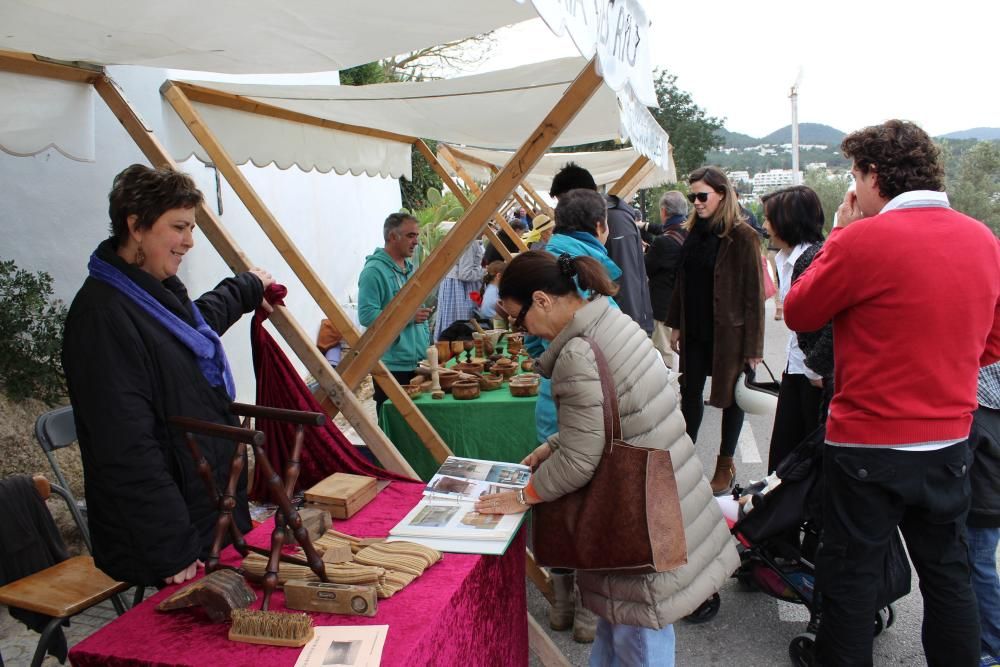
752, 169, 804, 196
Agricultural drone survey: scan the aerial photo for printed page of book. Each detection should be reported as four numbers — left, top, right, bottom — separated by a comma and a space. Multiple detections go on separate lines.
294, 625, 388, 667
423, 456, 531, 501
389, 497, 524, 541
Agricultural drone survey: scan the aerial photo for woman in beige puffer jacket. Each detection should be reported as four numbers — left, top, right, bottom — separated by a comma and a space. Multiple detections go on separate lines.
476, 223, 738, 665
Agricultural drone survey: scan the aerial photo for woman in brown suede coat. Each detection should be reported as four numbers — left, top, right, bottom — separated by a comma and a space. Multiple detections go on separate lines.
667, 166, 765, 494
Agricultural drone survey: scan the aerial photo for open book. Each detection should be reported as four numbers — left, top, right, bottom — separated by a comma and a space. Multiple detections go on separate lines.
386, 456, 529, 555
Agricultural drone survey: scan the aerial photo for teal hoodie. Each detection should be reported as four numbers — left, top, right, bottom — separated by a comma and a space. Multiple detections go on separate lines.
532, 231, 621, 442
357, 248, 430, 371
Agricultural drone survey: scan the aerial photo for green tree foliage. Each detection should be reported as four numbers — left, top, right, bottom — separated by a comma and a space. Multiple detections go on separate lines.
804, 171, 852, 234
338, 62, 387, 86
0, 260, 67, 404
945, 141, 1000, 236
649, 71, 724, 178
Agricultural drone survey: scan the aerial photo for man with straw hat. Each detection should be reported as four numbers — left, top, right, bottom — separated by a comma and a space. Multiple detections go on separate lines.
523, 213, 554, 251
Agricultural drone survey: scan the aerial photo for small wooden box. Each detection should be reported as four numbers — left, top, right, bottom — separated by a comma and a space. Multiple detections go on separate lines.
304, 473, 377, 519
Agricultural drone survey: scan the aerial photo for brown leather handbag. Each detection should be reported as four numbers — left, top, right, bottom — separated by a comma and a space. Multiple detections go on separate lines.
532, 337, 688, 573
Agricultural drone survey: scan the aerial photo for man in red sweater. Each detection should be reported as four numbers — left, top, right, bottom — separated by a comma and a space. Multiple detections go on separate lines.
785, 119, 1000, 667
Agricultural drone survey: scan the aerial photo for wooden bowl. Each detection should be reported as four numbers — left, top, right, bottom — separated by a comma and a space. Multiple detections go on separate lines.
492, 360, 518, 379
520, 358, 535, 372
404, 383, 423, 398
478, 373, 504, 391
452, 380, 481, 400
509, 374, 540, 397
454, 361, 485, 375
437, 368, 461, 391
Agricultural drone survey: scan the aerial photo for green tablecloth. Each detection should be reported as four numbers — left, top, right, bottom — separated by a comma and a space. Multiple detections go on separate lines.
381, 378, 539, 481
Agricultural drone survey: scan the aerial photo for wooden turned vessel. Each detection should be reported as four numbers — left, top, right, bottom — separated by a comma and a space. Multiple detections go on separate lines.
452, 379, 481, 400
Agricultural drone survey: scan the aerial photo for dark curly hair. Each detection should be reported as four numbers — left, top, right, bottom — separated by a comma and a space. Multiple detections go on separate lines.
840, 120, 944, 201
108, 164, 203, 247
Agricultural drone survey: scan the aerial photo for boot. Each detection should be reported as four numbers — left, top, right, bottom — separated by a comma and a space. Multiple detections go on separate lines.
572, 587, 597, 643
710, 455, 736, 496
548, 569, 575, 631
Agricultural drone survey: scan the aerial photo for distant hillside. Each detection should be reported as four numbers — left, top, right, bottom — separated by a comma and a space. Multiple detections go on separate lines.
759, 123, 846, 146
714, 128, 758, 149
939, 127, 1000, 141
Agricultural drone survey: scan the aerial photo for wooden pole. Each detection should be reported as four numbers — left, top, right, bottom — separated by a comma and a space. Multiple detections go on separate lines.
619, 159, 658, 201
442, 144, 555, 219
608, 154, 651, 198
89, 76, 418, 478
337, 58, 603, 389
436, 144, 529, 254
528, 615, 573, 667
0, 49, 102, 83
160, 81, 451, 467
414, 140, 513, 263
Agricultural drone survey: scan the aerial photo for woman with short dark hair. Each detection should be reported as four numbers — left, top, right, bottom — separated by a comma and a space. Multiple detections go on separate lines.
477, 250, 738, 667
666, 166, 765, 495
63, 164, 272, 586
760, 185, 830, 472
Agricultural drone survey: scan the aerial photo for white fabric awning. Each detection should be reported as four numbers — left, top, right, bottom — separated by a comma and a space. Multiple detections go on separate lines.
0, 71, 95, 161
445, 145, 677, 194
167, 57, 671, 179
0, 0, 536, 74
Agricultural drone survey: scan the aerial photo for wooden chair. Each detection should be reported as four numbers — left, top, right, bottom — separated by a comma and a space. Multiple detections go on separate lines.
0, 476, 131, 667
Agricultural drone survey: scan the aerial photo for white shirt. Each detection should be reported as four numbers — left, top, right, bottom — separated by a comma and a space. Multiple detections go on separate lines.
776, 243, 821, 381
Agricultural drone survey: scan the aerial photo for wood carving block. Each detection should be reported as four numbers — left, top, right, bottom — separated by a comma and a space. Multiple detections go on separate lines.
320, 541, 354, 564
157, 569, 256, 622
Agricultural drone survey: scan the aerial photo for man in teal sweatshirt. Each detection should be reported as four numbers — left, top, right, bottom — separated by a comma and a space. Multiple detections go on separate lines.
358, 212, 432, 417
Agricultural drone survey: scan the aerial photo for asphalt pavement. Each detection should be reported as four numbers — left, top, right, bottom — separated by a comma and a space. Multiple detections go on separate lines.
528, 299, 949, 666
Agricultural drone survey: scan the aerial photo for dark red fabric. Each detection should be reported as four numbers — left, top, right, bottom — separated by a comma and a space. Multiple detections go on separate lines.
69, 482, 528, 667
249, 284, 413, 501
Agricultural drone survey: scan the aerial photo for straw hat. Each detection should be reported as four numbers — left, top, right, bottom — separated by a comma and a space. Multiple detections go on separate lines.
522, 214, 554, 244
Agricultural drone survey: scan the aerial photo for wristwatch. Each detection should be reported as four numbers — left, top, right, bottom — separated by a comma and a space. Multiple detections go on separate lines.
516, 488, 527, 506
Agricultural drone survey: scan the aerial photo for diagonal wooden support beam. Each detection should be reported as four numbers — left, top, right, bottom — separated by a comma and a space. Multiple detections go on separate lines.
414, 140, 513, 262
0, 49, 102, 82
160, 80, 451, 467
436, 144, 529, 254
90, 75, 418, 478
443, 144, 555, 220
518, 181, 555, 219
619, 158, 658, 201
337, 59, 603, 387
608, 154, 651, 198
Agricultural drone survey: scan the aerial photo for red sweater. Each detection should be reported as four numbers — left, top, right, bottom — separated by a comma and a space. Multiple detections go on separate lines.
785, 206, 1000, 445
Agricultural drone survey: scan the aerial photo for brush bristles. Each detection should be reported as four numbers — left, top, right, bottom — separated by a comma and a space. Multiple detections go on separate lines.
230, 609, 312, 639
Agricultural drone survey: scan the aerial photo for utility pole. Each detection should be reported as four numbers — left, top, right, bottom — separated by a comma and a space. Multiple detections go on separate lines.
790, 69, 802, 185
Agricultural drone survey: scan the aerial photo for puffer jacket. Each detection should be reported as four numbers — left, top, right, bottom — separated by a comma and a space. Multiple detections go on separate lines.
533, 298, 739, 628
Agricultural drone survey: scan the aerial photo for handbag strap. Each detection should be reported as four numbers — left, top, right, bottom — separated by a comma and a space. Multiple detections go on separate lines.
580, 336, 622, 444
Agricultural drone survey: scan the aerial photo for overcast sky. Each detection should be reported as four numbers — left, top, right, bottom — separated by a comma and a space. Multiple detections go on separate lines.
479, 1, 998, 138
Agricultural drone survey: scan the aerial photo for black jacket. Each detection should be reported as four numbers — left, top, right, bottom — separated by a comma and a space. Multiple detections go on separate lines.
604, 195, 654, 334
62, 240, 263, 585
644, 221, 687, 322
792, 243, 834, 379
483, 228, 521, 265
969, 404, 1000, 528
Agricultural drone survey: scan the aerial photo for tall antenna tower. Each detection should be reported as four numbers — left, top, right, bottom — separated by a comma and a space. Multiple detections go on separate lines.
790, 68, 803, 185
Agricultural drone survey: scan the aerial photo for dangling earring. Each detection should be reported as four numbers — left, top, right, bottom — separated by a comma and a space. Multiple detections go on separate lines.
135, 242, 146, 267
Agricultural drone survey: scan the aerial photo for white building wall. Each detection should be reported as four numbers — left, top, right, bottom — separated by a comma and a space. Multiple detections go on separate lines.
1, 65, 397, 403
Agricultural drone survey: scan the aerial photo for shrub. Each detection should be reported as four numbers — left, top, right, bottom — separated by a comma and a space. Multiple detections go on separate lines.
0, 260, 68, 404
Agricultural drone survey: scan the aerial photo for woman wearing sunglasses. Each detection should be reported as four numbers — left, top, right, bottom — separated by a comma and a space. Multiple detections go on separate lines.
666, 166, 765, 495
477, 249, 738, 667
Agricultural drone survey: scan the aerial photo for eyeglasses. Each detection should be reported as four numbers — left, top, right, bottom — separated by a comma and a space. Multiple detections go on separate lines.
512, 301, 532, 333
687, 192, 711, 203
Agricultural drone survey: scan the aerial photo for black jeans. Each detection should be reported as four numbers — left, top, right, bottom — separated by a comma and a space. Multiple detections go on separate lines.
767, 372, 824, 472
373, 370, 417, 424
680, 338, 745, 456
816, 443, 980, 667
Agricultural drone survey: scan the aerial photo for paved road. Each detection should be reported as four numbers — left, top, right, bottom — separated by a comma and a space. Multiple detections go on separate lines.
528, 299, 948, 666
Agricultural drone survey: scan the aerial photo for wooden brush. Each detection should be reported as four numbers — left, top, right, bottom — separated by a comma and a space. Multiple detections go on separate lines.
228, 608, 314, 647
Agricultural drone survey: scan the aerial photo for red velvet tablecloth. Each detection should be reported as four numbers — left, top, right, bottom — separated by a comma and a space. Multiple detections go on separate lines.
69, 482, 527, 666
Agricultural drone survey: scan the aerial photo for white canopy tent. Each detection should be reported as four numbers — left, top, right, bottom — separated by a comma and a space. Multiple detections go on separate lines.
0, 71, 96, 160
164, 56, 671, 180
443, 144, 678, 195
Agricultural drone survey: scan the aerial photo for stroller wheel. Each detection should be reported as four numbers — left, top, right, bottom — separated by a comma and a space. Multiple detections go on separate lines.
683, 593, 720, 624
735, 568, 757, 591
885, 604, 895, 629
788, 632, 816, 666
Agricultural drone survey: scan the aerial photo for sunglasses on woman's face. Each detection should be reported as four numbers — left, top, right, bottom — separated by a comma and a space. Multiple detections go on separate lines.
687, 192, 711, 203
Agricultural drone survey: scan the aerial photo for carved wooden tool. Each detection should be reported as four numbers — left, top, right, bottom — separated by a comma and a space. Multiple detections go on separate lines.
427, 345, 444, 399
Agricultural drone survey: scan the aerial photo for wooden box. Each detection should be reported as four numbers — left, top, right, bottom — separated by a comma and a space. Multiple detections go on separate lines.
304, 473, 377, 520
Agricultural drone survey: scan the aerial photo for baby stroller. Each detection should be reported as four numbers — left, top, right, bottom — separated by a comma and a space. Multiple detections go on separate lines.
727, 425, 911, 665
